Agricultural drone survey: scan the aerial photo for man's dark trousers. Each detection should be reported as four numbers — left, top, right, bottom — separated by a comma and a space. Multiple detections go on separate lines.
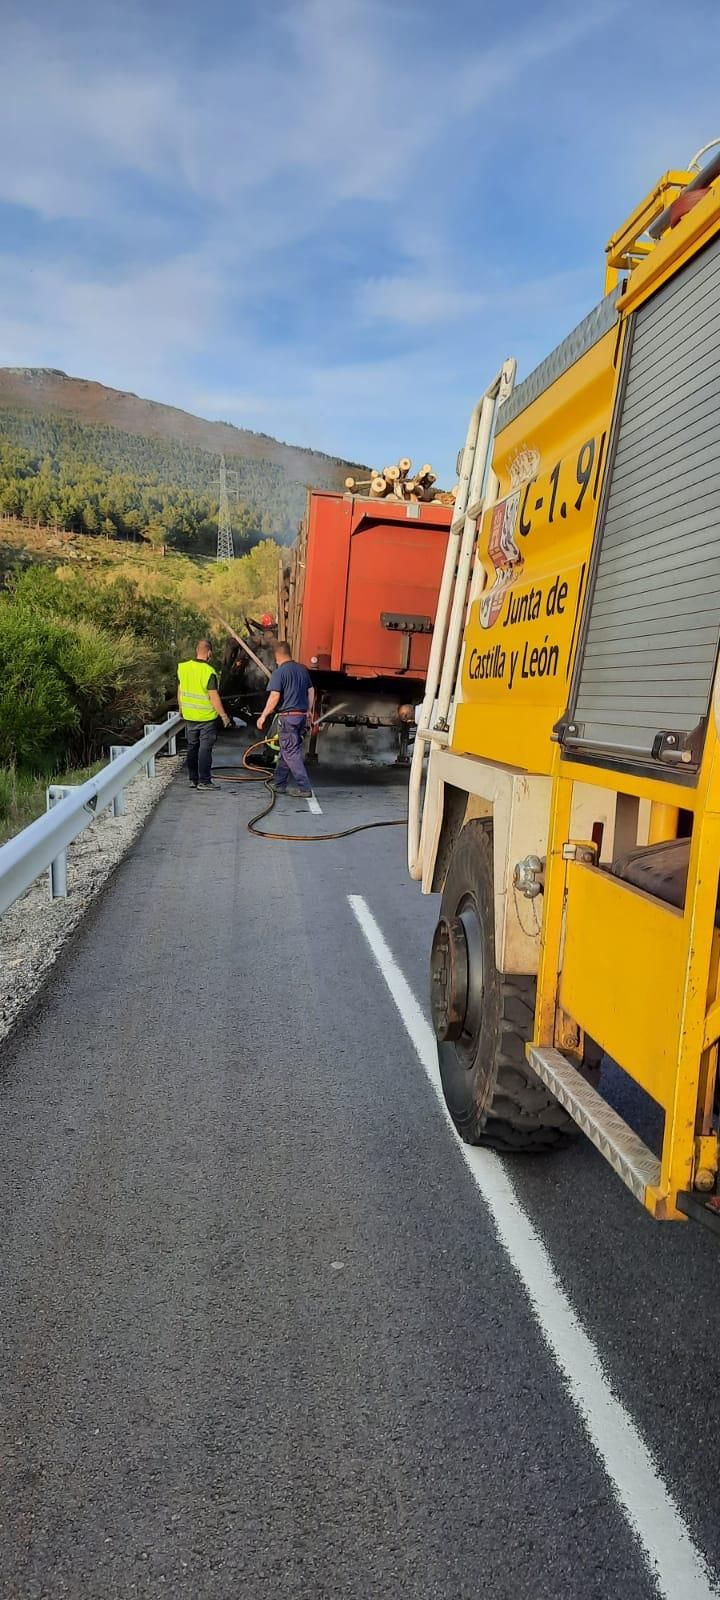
186, 721, 217, 785
275, 716, 311, 793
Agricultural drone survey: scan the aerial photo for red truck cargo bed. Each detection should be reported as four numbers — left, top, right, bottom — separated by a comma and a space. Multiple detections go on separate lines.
287, 490, 451, 682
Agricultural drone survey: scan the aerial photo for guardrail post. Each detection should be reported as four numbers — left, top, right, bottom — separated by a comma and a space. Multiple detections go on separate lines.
143, 726, 159, 779
109, 747, 127, 816
46, 785, 76, 899
166, 711, 178, 757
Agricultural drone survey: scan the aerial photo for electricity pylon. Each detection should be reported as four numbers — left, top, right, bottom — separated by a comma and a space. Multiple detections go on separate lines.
216, 456, 238, 561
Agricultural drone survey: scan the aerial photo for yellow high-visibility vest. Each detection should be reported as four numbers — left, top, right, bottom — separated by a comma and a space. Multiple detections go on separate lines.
178, 659, 218, 722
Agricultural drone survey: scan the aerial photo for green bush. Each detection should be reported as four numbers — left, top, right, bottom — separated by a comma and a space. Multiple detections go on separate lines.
8, 565, 209, 654
53, 618, 157, 765
0, 601, 156, 769
5, 566, 214, 713
0, 535, 281, 779
0, 605, 78, 767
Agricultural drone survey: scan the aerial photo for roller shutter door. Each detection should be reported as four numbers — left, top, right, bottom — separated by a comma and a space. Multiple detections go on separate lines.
568, 231, 720, 765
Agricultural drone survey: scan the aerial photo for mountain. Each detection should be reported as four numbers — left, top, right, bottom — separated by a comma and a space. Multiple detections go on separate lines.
0, 368, 367, 544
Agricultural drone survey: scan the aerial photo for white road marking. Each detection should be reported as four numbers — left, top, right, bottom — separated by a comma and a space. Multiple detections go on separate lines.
306, 794, 322, 815
347, 892, 719, 1600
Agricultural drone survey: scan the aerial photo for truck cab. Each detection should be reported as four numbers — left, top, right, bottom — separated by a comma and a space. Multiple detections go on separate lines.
410, 145, 720, 1227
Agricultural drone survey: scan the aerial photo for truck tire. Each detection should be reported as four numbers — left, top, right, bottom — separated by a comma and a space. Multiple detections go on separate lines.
430, 820, 574, 1151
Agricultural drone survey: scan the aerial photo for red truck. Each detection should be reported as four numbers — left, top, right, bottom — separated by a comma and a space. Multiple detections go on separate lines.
278, 487, 452, 760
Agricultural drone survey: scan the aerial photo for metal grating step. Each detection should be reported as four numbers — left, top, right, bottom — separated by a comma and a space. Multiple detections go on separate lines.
527, 1045, 661, 1204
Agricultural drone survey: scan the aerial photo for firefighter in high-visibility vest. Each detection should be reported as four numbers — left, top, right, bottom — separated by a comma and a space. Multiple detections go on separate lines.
177, 639, 231, 790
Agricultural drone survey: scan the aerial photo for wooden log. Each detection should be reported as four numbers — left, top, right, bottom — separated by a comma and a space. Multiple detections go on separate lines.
215, 615, 272, 680
370, 475, 389, 497
345, 476, 356, 490
385, 465, 401, 482
398, 457, 412, 474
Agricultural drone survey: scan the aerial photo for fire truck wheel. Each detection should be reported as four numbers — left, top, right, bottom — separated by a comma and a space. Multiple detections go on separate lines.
430, 820, 574, 1151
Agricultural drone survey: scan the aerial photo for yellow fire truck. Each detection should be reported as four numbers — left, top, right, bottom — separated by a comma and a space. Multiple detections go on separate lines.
409, 142, 720, 1229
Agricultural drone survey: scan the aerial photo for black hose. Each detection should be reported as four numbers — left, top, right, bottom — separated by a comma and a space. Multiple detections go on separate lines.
214, 741, 406, 844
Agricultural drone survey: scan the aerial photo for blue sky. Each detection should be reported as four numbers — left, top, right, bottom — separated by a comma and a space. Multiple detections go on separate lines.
2, 0, 720, 480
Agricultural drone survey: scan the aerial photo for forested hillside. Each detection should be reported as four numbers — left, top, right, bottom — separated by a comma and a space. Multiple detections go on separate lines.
0, 423, 257, 556
0, 369, 367, 548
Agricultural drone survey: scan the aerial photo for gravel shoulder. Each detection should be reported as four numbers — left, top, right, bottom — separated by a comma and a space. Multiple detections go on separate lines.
0, 752, 181, 1044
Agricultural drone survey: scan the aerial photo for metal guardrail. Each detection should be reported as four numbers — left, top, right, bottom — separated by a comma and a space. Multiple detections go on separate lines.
0, 713, 182, 918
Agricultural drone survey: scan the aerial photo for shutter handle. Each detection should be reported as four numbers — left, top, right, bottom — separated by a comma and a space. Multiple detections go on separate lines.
651, 731, 693, 765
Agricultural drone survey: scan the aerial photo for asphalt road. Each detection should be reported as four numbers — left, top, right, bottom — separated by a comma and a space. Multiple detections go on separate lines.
1, 736, 719, 1599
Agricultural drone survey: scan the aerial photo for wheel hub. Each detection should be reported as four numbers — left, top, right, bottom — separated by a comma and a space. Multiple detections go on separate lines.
430, 915, 469, 1041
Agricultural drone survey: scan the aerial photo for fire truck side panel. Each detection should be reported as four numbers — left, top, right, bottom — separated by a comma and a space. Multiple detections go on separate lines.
452, 324, 621, 774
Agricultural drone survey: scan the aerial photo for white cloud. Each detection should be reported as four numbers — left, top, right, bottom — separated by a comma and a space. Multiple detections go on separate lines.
0, 0, 614, 225
454, 0, 618, 115
357, 266, 593, 328
0, 249, 226, 393
0, 22, 182, 219
358, 277, 485, 325
2, 0, 719, 480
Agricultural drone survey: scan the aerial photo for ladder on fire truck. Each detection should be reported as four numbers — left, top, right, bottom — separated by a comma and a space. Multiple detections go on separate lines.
408, 359, 516, 879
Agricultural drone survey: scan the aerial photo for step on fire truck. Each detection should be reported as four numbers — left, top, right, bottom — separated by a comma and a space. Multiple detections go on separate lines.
409, 141, 720, 1230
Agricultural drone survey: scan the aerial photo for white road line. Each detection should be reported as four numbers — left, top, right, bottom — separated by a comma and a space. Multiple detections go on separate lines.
347, 892, 719, 1600
306, 794, 322, 815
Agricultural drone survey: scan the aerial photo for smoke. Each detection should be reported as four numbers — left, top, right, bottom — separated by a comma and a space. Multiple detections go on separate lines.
313, 722, 401, 767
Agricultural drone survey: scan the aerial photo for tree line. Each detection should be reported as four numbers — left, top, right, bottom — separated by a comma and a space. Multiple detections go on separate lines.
0, 436, 271, 556
0, 404, 360, 536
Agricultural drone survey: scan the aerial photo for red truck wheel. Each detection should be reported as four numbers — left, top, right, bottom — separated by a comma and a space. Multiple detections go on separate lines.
430, 820, 574, 1151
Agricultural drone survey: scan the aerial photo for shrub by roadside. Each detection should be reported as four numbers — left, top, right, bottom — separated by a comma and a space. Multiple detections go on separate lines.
0, 602, 158, 770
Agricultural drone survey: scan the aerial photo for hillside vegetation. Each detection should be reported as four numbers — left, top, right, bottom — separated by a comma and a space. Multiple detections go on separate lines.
0, 518, 278, 837
0, 420, 282, 554
0, 368, 366, 544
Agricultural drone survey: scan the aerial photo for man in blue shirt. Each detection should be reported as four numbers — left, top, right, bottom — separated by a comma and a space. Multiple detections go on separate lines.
257, 641, 315, 797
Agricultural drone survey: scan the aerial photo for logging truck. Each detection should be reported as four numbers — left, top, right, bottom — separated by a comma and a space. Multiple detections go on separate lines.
410, 142, 720, 1230
278, 484, 452, 761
